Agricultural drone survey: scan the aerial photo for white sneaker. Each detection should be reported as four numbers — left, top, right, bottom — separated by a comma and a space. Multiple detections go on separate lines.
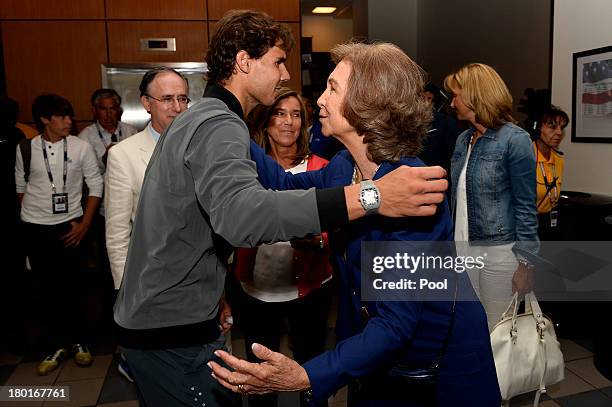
118, 355, 134, 382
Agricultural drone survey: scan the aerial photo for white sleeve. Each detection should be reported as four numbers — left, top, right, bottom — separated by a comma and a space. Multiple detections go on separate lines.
15, 143, 26, 194
104, 146, 133, 289
82, 141, 103, 197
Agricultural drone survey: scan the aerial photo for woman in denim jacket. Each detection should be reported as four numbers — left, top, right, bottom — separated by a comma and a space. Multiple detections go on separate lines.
444, 63, 539, 331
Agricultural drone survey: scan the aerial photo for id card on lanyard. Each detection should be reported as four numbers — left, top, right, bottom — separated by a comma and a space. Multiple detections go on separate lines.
539, 161, 559, 228
96, 123, 120, 148
41, 137, 69, 214
550, 208, 558, 228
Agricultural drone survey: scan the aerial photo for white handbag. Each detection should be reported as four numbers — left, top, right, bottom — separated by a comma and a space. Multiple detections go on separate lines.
490, 292, 564, 406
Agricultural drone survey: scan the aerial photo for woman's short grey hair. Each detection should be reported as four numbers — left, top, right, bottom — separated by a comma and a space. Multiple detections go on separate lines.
331, 42, 432, 163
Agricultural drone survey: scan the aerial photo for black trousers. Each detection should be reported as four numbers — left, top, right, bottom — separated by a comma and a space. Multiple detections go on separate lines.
23, 220, 89, 355
1, 215, 28, 353
123, 338, 241, 407
234, 282, 333, 407
348, 374, 436, 407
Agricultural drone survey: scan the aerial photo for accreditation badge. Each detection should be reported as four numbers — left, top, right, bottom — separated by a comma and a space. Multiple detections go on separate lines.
550, 208, 558, 228
52, 193, 69, 214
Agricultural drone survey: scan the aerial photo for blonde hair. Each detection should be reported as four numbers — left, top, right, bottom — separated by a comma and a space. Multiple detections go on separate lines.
443, 63, 515, 129
331, 42, 431, 163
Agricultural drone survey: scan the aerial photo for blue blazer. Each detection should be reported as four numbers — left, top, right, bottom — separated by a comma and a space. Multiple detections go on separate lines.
251, 142, 501, 406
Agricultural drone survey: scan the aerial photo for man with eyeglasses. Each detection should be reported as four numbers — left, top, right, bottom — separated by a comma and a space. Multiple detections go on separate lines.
78, 88, 138, 174
104, 67, 189, 382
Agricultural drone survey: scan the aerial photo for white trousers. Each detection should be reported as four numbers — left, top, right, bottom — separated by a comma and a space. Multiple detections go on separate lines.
464, 244, 517, 332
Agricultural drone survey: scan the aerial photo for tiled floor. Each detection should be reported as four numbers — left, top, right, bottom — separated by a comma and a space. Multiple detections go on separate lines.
0, 322, 612, 407
2, 333, 612, 406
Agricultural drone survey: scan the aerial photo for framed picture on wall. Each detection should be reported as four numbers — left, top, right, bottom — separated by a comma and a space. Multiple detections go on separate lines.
572, 45, 612, 143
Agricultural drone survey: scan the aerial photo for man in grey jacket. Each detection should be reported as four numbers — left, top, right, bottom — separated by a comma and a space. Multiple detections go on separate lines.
114, 10, 448, 407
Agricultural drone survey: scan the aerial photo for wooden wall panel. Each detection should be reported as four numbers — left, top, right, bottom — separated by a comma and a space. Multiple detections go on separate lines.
2, 21, 107, 122
208, 0, 300, 22
107, 21, 208, 63
1, 0, 304, 118
105, 0, 207, 20
0, 0, 104, 19
285, 23, 302, 93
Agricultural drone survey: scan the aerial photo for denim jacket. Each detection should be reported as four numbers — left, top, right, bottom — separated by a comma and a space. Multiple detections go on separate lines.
450, 122, 539, 256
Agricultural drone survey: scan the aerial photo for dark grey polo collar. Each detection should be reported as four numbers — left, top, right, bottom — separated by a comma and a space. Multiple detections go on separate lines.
203, 83, 244, 121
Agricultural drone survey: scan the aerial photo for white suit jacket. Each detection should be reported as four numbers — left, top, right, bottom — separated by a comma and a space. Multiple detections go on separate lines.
105, 127, 155, 288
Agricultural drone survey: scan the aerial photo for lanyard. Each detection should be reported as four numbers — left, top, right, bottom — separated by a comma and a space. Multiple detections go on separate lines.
96, 123, 120, 148
41, 136, 67, 194
536, 145, 559, 209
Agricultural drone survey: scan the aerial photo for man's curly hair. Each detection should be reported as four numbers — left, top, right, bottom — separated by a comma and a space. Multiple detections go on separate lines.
206, 10, 294, 85
330, 42, 432, 164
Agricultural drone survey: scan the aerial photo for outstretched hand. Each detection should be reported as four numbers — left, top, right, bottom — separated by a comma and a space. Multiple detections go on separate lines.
209, 343, 310, 395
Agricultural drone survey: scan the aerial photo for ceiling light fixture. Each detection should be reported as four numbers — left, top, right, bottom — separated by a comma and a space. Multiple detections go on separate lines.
312, 6, 337, 14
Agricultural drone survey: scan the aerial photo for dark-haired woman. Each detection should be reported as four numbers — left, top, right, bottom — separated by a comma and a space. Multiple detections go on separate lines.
531, 106, 569, 240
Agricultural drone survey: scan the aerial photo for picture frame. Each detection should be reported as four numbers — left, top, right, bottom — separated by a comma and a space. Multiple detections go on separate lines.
571, 45, 612, 143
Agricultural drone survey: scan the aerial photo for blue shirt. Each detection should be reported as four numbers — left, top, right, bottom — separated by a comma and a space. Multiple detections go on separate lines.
148, 122, 161, 144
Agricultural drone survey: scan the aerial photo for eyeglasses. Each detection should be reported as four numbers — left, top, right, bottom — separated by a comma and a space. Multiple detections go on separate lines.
145, 94, 190, 105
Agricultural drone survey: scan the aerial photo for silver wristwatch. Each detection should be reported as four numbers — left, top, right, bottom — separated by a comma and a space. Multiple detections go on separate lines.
359, 180, 381, 215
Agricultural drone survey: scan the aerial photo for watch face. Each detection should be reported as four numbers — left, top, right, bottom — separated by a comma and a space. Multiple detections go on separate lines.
362, 189, 379, 206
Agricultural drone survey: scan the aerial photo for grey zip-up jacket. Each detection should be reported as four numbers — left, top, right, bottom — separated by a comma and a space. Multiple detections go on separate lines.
114, 94, 325, 343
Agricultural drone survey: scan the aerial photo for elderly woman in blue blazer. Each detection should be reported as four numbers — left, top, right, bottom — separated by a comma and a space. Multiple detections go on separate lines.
210, 42, 501, 407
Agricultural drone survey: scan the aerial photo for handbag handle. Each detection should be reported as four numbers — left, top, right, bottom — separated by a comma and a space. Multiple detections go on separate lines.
498, 293, 521, 337
503, 292, 547, 339
525, 292, 549, 341
525, 292, 544, 319
500, 292, 544, 320
500, 293, 520, 321
525, 291, 552, 405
